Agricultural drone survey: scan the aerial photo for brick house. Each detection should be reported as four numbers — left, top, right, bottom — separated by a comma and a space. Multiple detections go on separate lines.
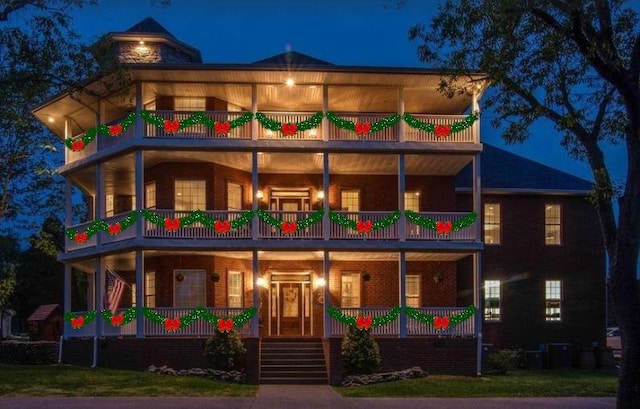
32, 18, 605, 384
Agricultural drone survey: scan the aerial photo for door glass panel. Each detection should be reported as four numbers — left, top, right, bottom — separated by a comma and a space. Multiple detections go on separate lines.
283, 286, 299, 317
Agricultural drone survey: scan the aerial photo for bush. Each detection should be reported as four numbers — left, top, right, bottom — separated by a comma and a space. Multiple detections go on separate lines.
203, 329, 246, 371
341, 326, 382, 375
488, 348, 522, 375
0, 341, 58, 364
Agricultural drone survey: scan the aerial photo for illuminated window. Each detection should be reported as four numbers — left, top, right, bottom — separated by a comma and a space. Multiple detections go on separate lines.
131, 283, 137, 307
405, 275, 420, 308
545, 280, 562, 321
341, 273, 361, 307
174, 269, 206, 307
484, 203, 501, 245
341, 190, 360, 212
145, 271, 156, 308
227, 182, 243, 211
145, 182, 156, 209
174, 97, 205, 111
545, 205, 561, 245
228, 271, 243, 308
404, 192, 420, 212
484, 280, 501, 320
106, 194, 114, 217
175, 180, 206, 211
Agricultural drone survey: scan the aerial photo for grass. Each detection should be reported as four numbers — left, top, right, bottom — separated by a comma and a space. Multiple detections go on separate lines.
336, 369, 619, 398
0, 364, 258, 397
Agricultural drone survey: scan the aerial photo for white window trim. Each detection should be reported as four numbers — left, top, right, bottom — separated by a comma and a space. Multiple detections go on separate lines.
484, 280, 501, 321
340, 272, 361, 308
227, 270, 243, 308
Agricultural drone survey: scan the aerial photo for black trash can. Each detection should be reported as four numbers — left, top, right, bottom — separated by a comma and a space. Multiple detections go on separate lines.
525, 350, 544, 369
547, 343, 571, 369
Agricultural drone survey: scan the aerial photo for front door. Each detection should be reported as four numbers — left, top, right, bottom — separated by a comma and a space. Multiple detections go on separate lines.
269, 273, 312, 336
280, 283, 302, 335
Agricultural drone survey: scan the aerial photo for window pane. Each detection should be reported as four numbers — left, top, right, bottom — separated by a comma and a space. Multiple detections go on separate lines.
145, 182, 156, 209
545, 280, 562, 321
174, 97, 205, 111
228, 271, 243, 308
175, 180, 206, 211
145, 271, 156, 308
404, 192, 420, 212
484, 280, 501, 320
406, 275, 420, 308
131, 283, 137, 307
341, 273, 360, 307
227, 182, 243, 211
341, 190, 360, 212
484, 203, 501, 245
106, 194, 114, 217
174, 269, 206, 308
545, 205, 561, 245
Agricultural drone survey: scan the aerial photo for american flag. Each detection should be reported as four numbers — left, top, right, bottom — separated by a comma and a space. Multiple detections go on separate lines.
104, 270, 125, 314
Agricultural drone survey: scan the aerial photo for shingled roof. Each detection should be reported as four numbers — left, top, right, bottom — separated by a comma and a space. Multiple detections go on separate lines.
252, 51, 334, 67
125, 17, 174, 37
27, 304, 61, 322
456, 144, 593, 192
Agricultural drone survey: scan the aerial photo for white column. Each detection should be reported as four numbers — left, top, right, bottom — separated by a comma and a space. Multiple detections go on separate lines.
63, 264, 72, 339
473, 154, 481, 242
252, 250, 260, 337
474, 252, 483, 376
398, 153, 406, 241
472, 88, 481, 144
64, 119, 71, 164
97, 100, 105, 150
323, 251, 331, 338
135, 250, 145, 338
135, 150, 144, 239
251, 84, 258, 140
252, 151, 259, 240
65, 180, 72, 227
93, 257, 104, 367
95, 163, 104, 244
135, 82, 143, 139
398, 87, 405, 143
399, 251, 407, 338
323, 152, 330, 240
322, 85, 329, 141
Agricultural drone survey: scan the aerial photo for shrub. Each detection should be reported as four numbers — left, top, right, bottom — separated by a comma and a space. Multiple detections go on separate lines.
488, 348, 521, 375
203, 329, 246, 371
341, 326, 382, 375
0, 341, 58, 364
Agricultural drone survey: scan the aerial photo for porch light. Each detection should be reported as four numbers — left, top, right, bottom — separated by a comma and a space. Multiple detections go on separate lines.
47, 117, 55, 123
256, 276, 268, 288
316, 191, 324, 200
314, 277, 326, 288
286, 77, 295, 87
256, 190, 264, 200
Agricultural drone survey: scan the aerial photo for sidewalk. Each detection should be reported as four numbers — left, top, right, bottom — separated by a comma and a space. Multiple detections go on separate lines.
0, 385, 616, 409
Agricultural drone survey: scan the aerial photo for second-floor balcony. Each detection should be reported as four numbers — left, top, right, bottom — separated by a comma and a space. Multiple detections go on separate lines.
66, 209, 479, 252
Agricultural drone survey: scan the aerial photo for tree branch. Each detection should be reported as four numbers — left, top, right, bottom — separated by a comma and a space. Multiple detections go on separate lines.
0, 0, 33, 21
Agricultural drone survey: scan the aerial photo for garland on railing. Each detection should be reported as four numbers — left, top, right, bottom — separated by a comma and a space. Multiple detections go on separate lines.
325, 112, 401, 135
65, 306, 257, 332
328, 210, 401, 234
140, 111, 254, 135
255, 208, 324, 234
403, 113, 477, 137
404, 211, 477, 235
255, 111, 324, 135
64, 112, 137, 151
139, 209, 255, 234
404, 305, 476, 330
65, 211, 138, 244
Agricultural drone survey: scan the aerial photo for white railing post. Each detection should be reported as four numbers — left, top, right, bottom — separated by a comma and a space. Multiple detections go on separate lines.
398, 153, 406, 241
252, 250, 260, 337
474, 252, 483, 376
135, 250, 145, 338
324, 251, 331, 337
398, 87, 405, 143
251, 85, 258, 140
399, 252, 407, 338
322, 85, 329, 141
323, 152, 330, 240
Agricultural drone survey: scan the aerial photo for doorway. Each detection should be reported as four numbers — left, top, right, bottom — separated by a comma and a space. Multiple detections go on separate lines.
269, 188, 311, 213
269, 272, 312, 336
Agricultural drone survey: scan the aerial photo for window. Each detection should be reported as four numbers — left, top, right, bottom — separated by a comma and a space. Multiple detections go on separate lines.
484, 203, 501, 244
405, 275, 421, 308
484, 280, 501, 320
145, 182, 156, 209
341, 190, 360, 212
174, 97, 205, 111
227, 182, 243, 211
341, 273, 361, 307
145, 271, 156, 308
174, 269, 206, 307
545, 204, 561, 245
545, 280, 562, 321
131, 283, 136, 307
404, 192, 420, 212
105, 194, 114, 217
228, 271, 243, 308
175, 180, 206, 211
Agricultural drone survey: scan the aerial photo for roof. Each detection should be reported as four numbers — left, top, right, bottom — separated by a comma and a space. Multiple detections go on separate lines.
252, 51, 334, 67
27, 304, 61, 322
456, 143, 593, 192
124, 17, 174, 37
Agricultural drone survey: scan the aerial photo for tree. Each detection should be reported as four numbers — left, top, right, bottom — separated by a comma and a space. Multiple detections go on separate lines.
408, 1, 639, 407
0, 234, 20, 338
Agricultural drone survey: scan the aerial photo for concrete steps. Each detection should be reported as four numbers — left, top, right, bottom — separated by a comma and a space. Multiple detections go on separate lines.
260, 338, 328, 385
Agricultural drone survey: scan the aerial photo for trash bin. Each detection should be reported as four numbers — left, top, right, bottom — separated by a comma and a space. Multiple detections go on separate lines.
547, 343, 571, 369
525, 350, 544, 369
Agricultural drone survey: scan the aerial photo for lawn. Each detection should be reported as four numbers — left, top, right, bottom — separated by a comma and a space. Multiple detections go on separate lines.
0, 364, 258, 397
336, 369, 619, 397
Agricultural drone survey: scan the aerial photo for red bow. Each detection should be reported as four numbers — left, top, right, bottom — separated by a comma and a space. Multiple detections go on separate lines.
356, 316, 373, 330
71, 140, 85, 152
164, 120, 180, 133
164, 318, 181, 332
109, 124, 122, 136
217, 318, 234, 333
108, 223, 121, 235
281, 221, 298, 234
164, 218, 181, 231
71, 317, 85, 329
215, 220, 231, 233
435, 125, 451, 138
215, 121, 231, 135
436, 221, 452, 235
110, 314, 124, 326
74, 232, 88, 243
355, 122, 372, 135
357, 220, 373, 234
434, 316, 450, 330
281, 123, 298, 136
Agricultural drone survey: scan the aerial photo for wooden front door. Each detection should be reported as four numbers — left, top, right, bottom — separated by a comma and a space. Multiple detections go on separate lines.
280, 283, 302, 335
269, 273, 312, 336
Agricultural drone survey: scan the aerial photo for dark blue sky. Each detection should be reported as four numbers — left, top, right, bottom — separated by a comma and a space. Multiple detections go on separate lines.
68, 0, 625, 189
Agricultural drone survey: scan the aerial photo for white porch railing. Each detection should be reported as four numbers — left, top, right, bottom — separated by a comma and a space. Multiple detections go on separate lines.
100, 213, 137, 245
330, 212, 399, 239
101, 117, 136, 150
144, 111, 252, 139
65, 221, 97, 251
257, 211, 323, 239
405, 114, 476, 143
257, 112, 322, 140
63, 311, 96, 337
65, 133, 97, 164
328, 113, 398, 142
330, 307, 401, 336
406, 212, 477, 241
407, 307, 475, 336
143, 210, 252, 239
144, 307, 252, 336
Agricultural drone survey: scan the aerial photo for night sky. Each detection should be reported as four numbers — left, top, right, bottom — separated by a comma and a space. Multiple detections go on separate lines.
67, 0, 626, 196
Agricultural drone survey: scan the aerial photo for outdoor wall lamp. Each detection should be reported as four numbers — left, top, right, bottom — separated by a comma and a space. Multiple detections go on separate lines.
316, 191, 325, 200
433, 272, 444, 284
256, 276, 268, 288
314, 277, 326, 289
256, 190, 264, 200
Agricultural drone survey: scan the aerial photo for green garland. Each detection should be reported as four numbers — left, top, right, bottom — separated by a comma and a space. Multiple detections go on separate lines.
65, 112, 137, 151
65, 211, 138, 243
327, 305, 402, 328
255, 208, 324, 233
139, 209, 255, 232
255, 111, 324, 133
328, 305, 476, 330
404, 211, 477, 233
404, 305, 477, 327
64, 311, 97, 329
326, 112, 401, 133
403, 113, 477, 134
140, 111, 254, 133
328, 210, 401, 232
102, 307, 137, 326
